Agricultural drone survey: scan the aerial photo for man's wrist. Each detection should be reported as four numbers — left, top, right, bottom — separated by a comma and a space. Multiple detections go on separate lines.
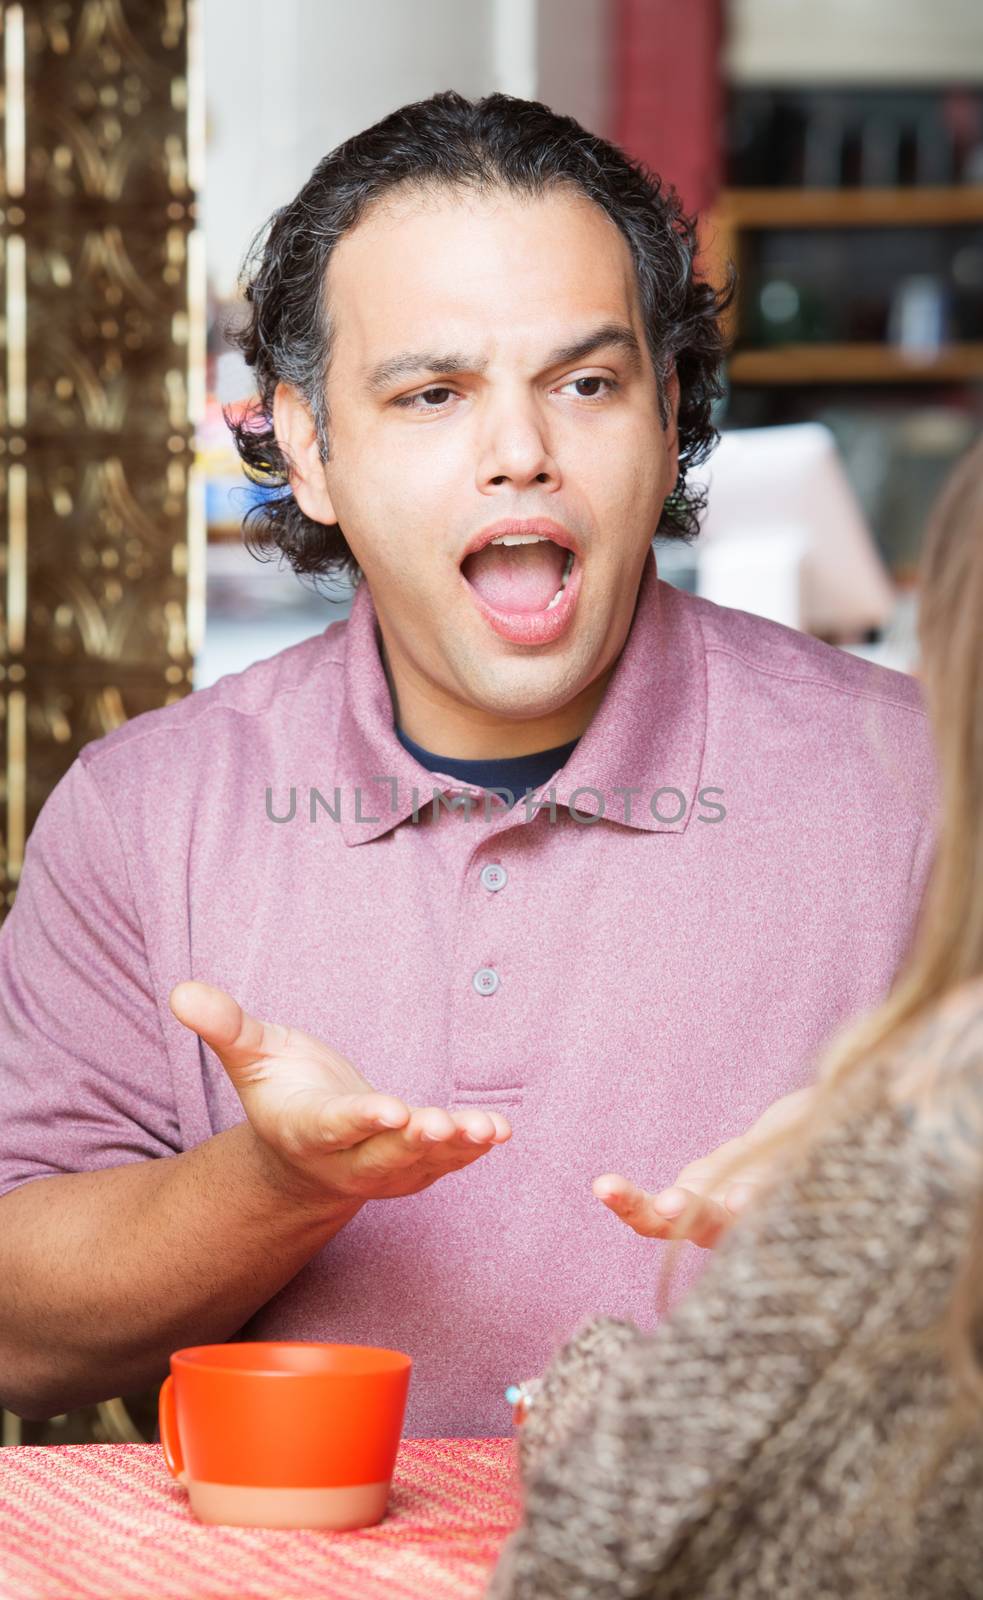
240, 1125, 365, 1230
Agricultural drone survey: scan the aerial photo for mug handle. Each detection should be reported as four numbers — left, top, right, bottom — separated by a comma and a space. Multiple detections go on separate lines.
158, 1375, 185, 1481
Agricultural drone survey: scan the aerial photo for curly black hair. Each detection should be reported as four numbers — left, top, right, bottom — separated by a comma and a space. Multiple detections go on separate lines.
227, 90, 734, 587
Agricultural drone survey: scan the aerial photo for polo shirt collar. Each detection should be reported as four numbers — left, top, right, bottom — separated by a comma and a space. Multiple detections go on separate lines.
333, 545, 707, 845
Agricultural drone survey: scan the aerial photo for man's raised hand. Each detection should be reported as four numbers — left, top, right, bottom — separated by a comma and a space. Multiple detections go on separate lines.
168, 981, 511, 1208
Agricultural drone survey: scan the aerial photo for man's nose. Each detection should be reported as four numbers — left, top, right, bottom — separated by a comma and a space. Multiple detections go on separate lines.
474, 394, 560, 492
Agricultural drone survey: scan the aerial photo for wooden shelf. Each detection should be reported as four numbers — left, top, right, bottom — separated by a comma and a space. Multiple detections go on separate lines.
728, 343, 983, 386
719, 186, 983, 229
705, 186, 983, 389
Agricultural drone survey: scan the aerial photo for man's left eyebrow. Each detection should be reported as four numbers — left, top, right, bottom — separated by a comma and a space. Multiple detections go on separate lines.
540, 323, 643, 376
364, 323, 643, 396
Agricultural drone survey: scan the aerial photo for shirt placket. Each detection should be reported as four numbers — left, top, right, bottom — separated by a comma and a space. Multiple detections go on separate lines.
435, 780, 546, 1108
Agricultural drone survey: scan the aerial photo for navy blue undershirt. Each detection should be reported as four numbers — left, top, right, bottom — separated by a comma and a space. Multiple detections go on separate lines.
395, 727, 580, 810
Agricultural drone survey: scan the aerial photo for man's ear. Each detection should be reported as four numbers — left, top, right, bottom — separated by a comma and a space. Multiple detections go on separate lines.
272, 382, 339, 525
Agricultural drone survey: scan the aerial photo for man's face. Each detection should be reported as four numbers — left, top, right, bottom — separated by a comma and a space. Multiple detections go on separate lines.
278, 184, 678, 750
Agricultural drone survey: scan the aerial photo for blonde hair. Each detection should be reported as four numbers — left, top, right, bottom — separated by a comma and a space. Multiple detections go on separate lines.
665, 433, 983, 1409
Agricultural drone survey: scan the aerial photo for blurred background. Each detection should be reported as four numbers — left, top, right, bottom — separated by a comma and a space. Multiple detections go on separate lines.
198, 0, 983, 694
198, 0, 983, 681
2, 0, 982, 1442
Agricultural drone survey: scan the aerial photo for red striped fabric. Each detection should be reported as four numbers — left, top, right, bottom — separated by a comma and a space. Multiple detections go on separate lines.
0, 1438, 522, 1598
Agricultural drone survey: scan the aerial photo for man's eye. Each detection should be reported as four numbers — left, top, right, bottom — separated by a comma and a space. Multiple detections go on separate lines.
558, 376, 617, 400
395, 387, 456, 411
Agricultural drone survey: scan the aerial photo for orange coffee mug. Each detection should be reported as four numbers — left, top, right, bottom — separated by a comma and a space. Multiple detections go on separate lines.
159, 1341, 412, 1529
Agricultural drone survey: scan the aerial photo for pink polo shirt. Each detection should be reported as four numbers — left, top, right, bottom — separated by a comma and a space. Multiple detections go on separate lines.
0, 548, 937, 1435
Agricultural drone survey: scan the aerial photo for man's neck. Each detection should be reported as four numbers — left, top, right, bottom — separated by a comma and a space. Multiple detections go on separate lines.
378, 631, 612, 759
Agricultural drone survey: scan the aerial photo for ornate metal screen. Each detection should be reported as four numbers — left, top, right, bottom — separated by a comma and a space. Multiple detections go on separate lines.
0, 0, 205, 914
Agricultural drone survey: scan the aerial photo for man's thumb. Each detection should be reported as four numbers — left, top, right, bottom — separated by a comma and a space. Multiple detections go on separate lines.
168, 980, 278, 1079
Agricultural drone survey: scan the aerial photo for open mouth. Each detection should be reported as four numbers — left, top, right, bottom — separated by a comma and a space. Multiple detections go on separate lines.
460, 536, 574, 611
458, 533, 581, 645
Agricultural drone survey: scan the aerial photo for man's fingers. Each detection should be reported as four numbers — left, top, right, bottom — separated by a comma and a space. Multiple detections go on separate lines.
345, 1106, 509, 1186
396, 1108, 512, 1147
315, 1092, 410, 1149
396, 1105, 512, 1161
450, 1110, 495, 1144
320, 1096, 511, 1157
447, 1110, 513, 1145
487, 1112, 512, 1143
405, 1106, 458, 1144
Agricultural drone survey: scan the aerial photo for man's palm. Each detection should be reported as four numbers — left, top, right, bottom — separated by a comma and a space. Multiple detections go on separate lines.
169, 981, 511, 1204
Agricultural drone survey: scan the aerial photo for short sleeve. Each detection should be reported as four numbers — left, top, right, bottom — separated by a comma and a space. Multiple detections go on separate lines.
0, 755, 180, 1199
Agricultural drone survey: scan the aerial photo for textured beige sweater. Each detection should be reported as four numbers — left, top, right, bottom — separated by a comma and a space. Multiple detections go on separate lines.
488, 982, 983, 1600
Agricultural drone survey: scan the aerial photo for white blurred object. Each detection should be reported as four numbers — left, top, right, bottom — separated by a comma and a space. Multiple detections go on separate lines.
698, 528, 807, 629
215, 349, 254, 404
726, 0, 983, 84
689, 423, 897, 639
194, 541, 353, 690
842, 589, 920, 674
888, 275, 948, 356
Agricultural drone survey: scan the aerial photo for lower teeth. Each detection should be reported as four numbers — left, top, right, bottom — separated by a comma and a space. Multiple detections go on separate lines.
545, 552, 575, 611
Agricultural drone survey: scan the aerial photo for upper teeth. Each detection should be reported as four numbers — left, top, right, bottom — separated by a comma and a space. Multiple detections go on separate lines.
489, 534, 550, 546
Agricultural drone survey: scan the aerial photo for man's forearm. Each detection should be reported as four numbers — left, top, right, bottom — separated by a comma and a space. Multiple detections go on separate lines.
0, 1123, 361, 1419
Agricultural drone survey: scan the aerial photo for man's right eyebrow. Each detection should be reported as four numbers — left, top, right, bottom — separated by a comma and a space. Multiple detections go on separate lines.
364, 351, 488, 395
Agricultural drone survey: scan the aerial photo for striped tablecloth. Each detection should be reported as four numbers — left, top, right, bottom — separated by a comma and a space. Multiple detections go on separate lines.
0, 1438, 522, 1599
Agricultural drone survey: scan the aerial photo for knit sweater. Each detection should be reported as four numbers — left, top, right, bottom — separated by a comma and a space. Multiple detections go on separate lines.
488, 979, 983, 1600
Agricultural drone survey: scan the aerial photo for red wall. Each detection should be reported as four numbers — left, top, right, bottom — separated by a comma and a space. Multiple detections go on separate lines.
613, 0, 724, 214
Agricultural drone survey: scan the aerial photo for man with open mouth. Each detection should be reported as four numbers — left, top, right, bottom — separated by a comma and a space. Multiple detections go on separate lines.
0, 91, 936, 1438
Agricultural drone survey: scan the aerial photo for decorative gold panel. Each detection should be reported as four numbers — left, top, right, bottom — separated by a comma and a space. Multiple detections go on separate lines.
0, 0, 205, 912
9, 221, 195, 439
